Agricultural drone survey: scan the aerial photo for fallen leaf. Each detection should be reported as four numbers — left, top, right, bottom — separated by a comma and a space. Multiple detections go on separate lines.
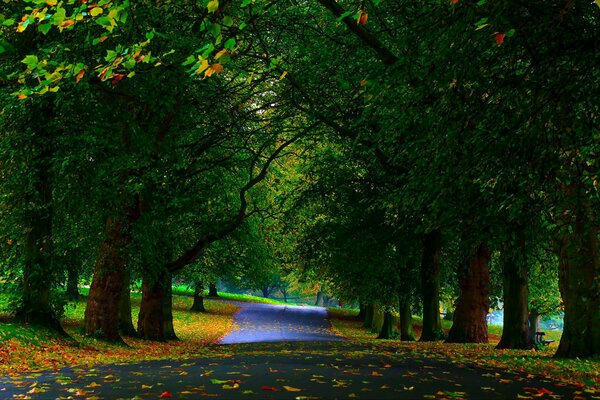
160, 391, 173, 398
262, 386, 278, 391
283, 386, 302, 392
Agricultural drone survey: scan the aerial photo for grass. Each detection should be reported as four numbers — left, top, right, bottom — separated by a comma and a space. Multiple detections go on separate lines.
0, 292, 238, 375
171, 285, 297, 305
327, 308, 599, 390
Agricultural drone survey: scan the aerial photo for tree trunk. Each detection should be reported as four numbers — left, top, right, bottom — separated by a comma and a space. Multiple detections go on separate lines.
363, 303, 374, 328
315, 291, 324, 306
420, 230, 445, 341
208, 282, 219, 297
399, 299, 416, 341
377, 311, 398, 339
357, 303, 366, 320
137, 270, 177, 341
190, 282, 206, 312
261, 286, 270, 298
118, 272, 137, 337
65, 264, 80, 301
528, 308, 541, 345
555, 207, 600, 358
497, 230, 531, 349
162, 276, 177, 340
446, 244, 491, 343
84, 213, 135, 343
371, 304, 384, 333
15, 141, 62, 331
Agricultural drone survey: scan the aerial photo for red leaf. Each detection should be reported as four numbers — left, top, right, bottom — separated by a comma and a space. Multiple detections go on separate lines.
261, 386, 278, 391
160, 391, 173, 398
76, 69, 85, 83
359, 13, 368, 25
495, 32, 506, 45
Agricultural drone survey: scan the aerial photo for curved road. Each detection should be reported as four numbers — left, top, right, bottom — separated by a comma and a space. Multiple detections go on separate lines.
0, 301, 596, 399
218, 302, 344, 344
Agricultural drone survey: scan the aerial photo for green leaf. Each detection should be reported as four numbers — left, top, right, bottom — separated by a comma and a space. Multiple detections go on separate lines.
38, 23, 52, 35
145, 30, 155, 40
21, 55, 39, 69
3, 19, 15, 26
222, 16, 233, 27
123, 58, 136, 70
224, 38, 236, 51
505, 29, 516, 37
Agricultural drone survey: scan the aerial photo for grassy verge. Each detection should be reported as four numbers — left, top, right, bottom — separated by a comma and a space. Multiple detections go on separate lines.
171, 286, 294, 305
328, 308, 599, 390
0, 293, 238, 375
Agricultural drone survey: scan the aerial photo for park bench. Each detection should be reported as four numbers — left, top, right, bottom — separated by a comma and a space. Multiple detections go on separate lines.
535, 331, 555, 346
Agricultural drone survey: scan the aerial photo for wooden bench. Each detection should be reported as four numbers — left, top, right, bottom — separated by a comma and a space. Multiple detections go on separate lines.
535, 331, 555, 346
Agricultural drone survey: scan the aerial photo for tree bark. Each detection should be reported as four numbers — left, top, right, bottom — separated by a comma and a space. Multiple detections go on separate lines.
399, 300, 416, 341
377, 311, 398, 339
357, 303, 366, 320
446, 244, 491, 343
15, 139, 62, 331
554, 207, 600, 358
118, 272, 137, 337
84, 200, 139, 343
208, 282, 219, 297
528, 308, 541, 344
497, 229, 531, 349
261, 286, 270, 298
137, 270, 177, 341
190, 282, 206, 312
371, 304, 384, 333
363, 303, 374, 328
420, 230, 445, 341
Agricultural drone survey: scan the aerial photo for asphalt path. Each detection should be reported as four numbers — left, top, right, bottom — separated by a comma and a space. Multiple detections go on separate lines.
218, 302, 344, 344
0, 302, 597, 399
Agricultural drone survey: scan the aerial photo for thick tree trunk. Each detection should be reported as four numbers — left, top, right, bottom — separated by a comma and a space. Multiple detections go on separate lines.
84, 229, 127, 341
399, 300, 416, 341
190, 282, 206, 312
420, 230, 445, 341
118, 272, 137, 337
446, 244, 491, 343
371, 304, 384, 333
15, 142, 62, 331
363, 303, 374, 328
137, 270, 177, 341
555, 208, 600, 358
208, 282, 219, 297
377, 311, 398, 339
84, 208, 138, 342
497, 230, 531, 349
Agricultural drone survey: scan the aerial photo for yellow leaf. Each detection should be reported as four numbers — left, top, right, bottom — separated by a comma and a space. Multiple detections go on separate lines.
595, 0, 600, 8
90, 7, 103, 17
141, 385, 153, 389
283, 386, 301, 392
87, 382, 101, 388
195, 59, 210, 75
46, 0, 57, 5
279, 71, 288, 80
215, 49, 227, 59
207, 0, 219, 13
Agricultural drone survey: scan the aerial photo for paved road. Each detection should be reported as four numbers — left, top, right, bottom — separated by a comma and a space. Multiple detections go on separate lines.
0, 302, 597, 399
219, 302, 344, 344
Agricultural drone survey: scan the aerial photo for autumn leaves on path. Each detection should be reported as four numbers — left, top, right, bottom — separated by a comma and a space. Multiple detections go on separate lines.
0, 303, 596, 399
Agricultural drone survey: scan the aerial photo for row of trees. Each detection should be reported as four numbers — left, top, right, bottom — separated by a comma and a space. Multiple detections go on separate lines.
1, 0, 598, 358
